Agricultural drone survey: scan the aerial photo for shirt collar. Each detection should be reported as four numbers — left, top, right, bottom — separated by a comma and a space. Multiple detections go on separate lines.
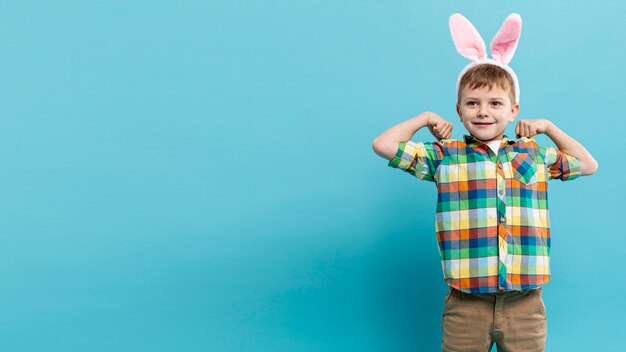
463, 134, 516, 147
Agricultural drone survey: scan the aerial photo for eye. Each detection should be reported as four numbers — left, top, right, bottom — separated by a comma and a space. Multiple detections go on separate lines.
491, 101, 502, 106
466, 101, 477, 106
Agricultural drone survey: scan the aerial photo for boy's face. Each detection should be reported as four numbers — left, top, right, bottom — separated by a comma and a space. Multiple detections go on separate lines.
456, 85, 520, 142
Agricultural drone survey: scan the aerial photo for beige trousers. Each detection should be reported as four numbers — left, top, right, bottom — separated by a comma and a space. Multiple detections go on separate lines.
441, 287, 547, 352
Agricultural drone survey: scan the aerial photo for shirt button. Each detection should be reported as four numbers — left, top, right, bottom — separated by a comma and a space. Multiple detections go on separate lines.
500, 216, 505, 222
499, 189, 504, 195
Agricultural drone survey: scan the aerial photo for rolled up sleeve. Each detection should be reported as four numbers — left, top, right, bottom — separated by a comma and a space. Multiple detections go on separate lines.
387, 141, 444, 182
539, 146, 581, 181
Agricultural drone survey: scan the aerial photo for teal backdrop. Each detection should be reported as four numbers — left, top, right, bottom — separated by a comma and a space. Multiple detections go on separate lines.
0, 1, 623, 351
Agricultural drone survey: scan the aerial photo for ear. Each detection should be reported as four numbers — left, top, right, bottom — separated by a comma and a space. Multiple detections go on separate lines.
490, 13, 522, 65
456, 104, 463, 120
508, 103, 520, 122
449, 13, 487, 62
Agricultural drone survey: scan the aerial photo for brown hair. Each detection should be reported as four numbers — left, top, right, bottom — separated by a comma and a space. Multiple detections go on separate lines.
457, 64, 516, 105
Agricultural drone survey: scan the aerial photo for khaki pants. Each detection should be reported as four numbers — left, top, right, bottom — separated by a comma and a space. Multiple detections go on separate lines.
441, 287, 547, 352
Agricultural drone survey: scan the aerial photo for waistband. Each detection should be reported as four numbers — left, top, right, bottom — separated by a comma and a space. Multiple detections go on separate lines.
449, 286, 542, 299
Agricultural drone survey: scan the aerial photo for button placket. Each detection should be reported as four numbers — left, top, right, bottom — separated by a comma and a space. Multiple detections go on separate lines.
495, 154, 509, 289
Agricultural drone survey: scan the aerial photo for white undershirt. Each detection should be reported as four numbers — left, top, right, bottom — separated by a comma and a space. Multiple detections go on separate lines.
486, 140, 502, 154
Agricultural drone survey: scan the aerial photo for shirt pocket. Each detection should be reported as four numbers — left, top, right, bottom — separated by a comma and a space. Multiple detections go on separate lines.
510, 152, 537, 185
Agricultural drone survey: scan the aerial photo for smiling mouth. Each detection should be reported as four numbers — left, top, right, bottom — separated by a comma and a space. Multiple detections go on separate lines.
473, 122, 494, 125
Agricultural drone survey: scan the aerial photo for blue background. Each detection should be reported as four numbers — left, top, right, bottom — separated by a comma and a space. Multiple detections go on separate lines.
0, 1, 623, 351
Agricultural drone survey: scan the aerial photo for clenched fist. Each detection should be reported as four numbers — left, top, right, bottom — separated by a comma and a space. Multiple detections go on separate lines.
515, 119, 553, 138
427, 113, 453, 140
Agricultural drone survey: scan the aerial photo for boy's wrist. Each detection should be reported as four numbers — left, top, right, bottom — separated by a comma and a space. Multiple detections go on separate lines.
412, 112, 432, 131
425, 111, 441, 127
544, 120, 557, 137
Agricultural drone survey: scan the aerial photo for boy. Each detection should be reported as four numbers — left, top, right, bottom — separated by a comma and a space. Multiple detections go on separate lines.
371, 13, 598, 352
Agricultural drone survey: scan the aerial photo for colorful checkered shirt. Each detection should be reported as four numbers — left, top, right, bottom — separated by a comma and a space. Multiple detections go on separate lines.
388, 134, 581, 293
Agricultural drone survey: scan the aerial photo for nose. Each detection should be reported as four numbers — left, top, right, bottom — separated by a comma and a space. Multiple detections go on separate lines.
478, 107, 489, 118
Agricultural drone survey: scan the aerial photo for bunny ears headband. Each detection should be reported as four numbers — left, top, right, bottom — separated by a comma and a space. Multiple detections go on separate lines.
449, 13, 523, 104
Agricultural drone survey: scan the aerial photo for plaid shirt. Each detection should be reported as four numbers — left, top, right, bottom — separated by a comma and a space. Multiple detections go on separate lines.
388, 134, 581, 293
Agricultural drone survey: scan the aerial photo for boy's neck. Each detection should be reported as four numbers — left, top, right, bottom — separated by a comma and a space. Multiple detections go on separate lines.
464, 134, 516, 144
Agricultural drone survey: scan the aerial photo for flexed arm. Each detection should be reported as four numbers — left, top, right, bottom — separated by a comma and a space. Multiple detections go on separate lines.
372, 112, 453, 161
515, 119, 598, 176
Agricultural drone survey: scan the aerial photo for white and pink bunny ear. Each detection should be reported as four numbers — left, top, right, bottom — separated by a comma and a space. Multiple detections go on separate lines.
449, 13, 487, 62
490, 13, 522, 65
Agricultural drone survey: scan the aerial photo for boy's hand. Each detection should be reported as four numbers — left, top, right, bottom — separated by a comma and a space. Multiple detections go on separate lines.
515, 119, 553, 138
427, 113, 453, 140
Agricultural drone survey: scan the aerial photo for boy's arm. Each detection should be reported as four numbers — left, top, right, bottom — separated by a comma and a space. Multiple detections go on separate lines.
372, 111, 453, 160
515, 119, 598, 176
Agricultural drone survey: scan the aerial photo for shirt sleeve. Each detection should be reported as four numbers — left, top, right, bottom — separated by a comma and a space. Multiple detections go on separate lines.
538, 145, 582, 181
387, 141, 445, 182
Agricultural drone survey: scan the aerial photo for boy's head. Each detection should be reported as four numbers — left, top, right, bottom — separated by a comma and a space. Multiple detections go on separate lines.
456, 64, 520, 142
448, 13, 524, 142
